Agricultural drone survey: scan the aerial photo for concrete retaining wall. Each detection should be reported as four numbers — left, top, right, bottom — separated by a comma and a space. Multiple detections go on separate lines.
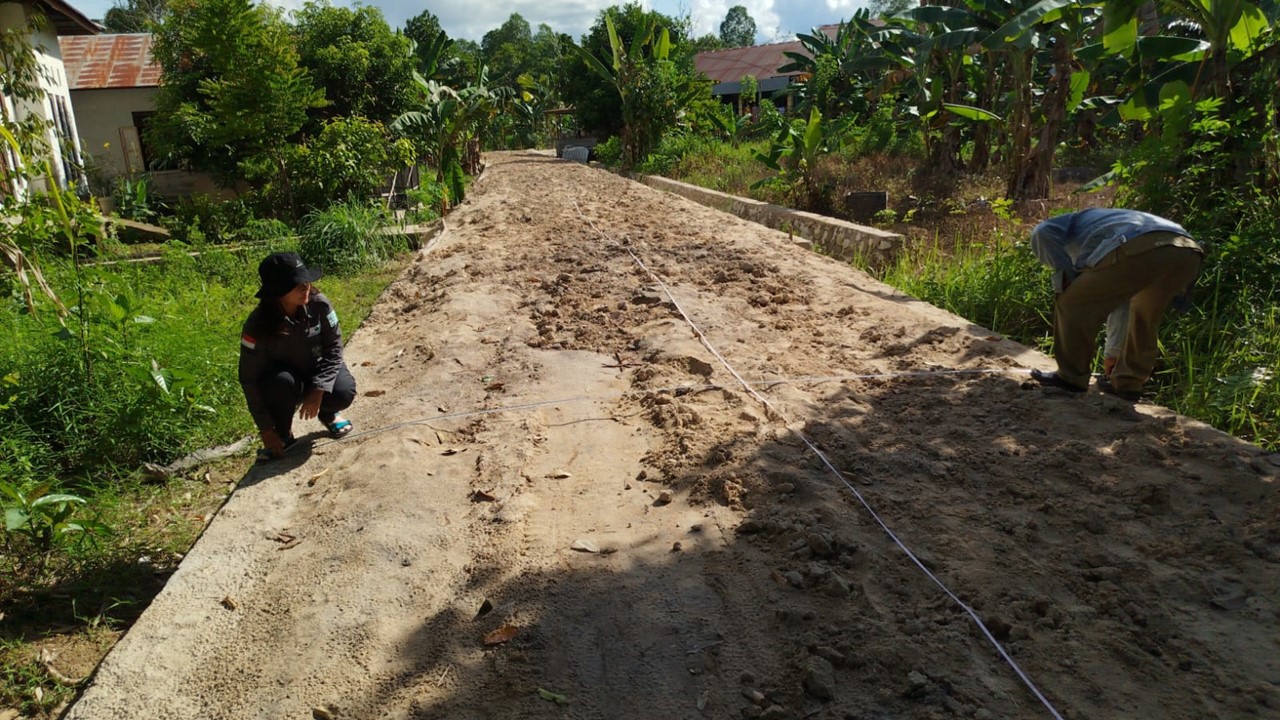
637, 175, 902, 266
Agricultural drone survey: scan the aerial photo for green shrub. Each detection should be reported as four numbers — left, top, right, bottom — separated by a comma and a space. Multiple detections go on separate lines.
168, 194, 256, 244
637, 133, 716, 176
593, 136, 622, 166
111, 176, 167, 224
405, 180, 447, 224
243, 117, 415, 216
299, 201, 394, 274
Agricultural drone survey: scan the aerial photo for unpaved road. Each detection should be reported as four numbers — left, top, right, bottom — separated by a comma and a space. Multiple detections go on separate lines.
68, 152, 1279, 719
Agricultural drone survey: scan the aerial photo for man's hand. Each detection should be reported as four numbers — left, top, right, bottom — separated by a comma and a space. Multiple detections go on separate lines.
261, 428, 286, 458
1103, 357, 1117, 378
298, 388, 325, 420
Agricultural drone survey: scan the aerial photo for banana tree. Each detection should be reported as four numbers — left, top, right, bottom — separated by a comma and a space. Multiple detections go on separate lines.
392, 70, 499, 206
1099, 0, 1274, 120
570, 12, 702, 168
984, 0, 1097, 199
752, 107, 836, 210
780, 11, 885, 120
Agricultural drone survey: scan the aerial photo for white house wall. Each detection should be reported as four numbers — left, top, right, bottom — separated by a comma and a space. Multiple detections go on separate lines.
0, 1, 82, 195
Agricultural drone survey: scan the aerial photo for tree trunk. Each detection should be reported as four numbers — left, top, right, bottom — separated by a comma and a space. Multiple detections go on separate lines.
1008, 34, 1073, 200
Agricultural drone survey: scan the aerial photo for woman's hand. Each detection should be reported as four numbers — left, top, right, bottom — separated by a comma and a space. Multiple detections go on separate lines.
298, 388, 325, 420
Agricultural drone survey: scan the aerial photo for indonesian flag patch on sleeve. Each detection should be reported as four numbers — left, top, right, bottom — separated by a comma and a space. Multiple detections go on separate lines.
241, 333, 257, 350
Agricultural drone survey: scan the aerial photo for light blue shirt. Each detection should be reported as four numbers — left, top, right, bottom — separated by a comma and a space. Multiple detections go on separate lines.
1030, 209, 1195, 292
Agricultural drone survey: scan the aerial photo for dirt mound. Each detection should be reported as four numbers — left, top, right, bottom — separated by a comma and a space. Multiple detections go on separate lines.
66, 152, 1279, 720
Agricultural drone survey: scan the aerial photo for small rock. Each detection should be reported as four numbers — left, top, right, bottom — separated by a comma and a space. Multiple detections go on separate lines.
807, 533, 833, 558
655, 490, 673, 506
742, 688, 766, 705
908, 670, 928, 690
740, 671, 756, 685
671, 541, 683, 552
570, 539, 600, 553
821, 574, 851, 598
785, 571, 804, 588
760, 705, 788, 720
312, 707, 336, 720
975, 709, 994, 720
689, 524, 703, 533
802, 656, 836, 700
736, 519, 764, 534
814, 646, 845, 665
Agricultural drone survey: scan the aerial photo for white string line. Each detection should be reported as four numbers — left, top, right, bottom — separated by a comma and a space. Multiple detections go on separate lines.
573, 201, 1066, 720
313, 367, 1035, 451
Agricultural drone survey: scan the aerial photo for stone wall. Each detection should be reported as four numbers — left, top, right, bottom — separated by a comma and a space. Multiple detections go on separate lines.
637, 175, 902, 267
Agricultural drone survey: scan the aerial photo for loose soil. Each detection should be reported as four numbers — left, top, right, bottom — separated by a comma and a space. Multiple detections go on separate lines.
63, 152, 1279, 720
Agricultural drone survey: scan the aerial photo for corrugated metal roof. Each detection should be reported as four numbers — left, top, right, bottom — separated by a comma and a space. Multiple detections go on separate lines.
695, 40, 807, 83
694, 24, 840, 84
59, 33, 162, 90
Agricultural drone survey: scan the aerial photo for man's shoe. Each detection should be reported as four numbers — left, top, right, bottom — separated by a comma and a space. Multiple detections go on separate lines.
1029, 368, 1087, 393
1096, 376, 1142, 402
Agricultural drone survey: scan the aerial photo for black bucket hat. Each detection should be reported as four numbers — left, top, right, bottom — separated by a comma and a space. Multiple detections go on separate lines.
255, 252, 322, 299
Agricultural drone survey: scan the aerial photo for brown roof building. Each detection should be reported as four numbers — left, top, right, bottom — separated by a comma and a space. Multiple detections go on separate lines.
59, 33, 162, 90
694, 25, 840, 98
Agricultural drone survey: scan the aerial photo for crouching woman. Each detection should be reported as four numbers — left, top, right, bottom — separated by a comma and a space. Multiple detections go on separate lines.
239, 252, 356, 461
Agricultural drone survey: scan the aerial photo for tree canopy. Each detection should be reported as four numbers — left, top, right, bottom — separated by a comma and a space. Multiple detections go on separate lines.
560, 2, 694, 138
719, 5, 756, 47
147, 0, 324, 181
101, 0, 168, 33
293, 1, 416, 127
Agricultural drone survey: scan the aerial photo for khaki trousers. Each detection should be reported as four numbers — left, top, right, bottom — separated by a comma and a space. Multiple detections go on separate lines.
1053, 244, 1202, 391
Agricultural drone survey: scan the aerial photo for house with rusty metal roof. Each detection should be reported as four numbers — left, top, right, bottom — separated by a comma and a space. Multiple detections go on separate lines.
59, 32, 226, 200
694, 25, 841, 110
0, 0, 100, 199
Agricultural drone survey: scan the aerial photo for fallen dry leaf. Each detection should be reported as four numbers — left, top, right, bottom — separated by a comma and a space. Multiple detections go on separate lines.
469, 489, 497, 503
220, 596, 238, 610
307, 468, 330, 487
483, 625, 519, 646
365, 389, 387, 397
545, 471, 572, 479
485, 381, 505, 391
442, 448, 467, 456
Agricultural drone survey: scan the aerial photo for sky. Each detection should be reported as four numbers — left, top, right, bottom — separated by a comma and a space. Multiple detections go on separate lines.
71, 0, 874, 45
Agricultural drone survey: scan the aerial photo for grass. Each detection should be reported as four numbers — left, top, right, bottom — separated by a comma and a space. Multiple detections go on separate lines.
0, 243, 412, 718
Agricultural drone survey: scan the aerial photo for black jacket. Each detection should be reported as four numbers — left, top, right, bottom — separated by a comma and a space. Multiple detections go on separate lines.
238, 292, 344, 431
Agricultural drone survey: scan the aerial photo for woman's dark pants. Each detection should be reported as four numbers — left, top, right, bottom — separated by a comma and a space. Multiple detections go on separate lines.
259, 363, 356, 439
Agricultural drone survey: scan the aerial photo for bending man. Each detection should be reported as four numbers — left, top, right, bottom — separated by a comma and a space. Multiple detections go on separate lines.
1028, 208, 1203, 400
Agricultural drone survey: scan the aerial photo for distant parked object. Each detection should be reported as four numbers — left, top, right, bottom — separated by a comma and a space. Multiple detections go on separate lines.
561, 146, 590, 164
